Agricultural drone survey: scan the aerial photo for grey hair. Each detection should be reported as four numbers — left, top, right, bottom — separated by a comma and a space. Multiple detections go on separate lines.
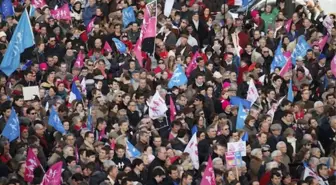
309, 157, 320, 166
271, 150, 282, 159
311, 147, 320, 154
266, 161, 279, 171
103, 160, 116, 170
270, 124, 282, 131
330, 116, 336, 123
276, 141, 286, 150
251, 148, 262, 157
212, 157, 223, 165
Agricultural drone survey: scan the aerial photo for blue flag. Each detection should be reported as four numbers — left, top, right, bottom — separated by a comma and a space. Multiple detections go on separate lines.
48, 107, 66, 134
236, 102, 247, 130
287, 79, 294, 102
69, 83, 83, 103
1, 107, 19, 142
122, 7, 135, 28
21, 60, 32, 70
323, 75, 328, 90
29, 6, 35, 17
242, 0, 249, 7
303, 161, 308, 168
168, 64, 188, 88
326, 157, 330, 169
87, 106, 93, 131
291, 35, 311, 65
230, 96, 251, 109
271, 40, 286, 72
242, 132, 248, 142
1, 0, 14, 18
126, 140, 141, 158
112, 38, 127, 54
0, 9, 35, 76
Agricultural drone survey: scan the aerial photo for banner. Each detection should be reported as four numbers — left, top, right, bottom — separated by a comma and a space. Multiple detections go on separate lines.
226, 152, 243, 168
50, 4, 71, 20
227, 141, 247, 156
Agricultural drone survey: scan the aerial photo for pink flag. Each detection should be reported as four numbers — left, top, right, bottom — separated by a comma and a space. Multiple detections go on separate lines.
99, 127, 106, 141
200, 157, 216, 185
24, 148, 41, 182
169, 96, 176, 122
75, 145, 79, 163
331, 55, 336, 77
110, 138, 116, 150
186, 51, 200, 77
279, 58, 292, 77
318, 35, 329, 50
41, 161, 63, 185
104, 42, 112, 52
86, 17, 96, 33
283, 51, 291, 59
143, 17, 157, 39
50, 4, 71, 20
134, 40, 143, 67
285, 19, 292, 32
74, 51, 85, 68
32, 0, 47, 8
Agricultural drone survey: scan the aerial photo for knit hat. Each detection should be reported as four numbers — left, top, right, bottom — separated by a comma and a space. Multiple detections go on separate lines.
221, 100, 230, 110
319, 54, 326, 60
251, 10, 259, 18
39, 63, 48, 70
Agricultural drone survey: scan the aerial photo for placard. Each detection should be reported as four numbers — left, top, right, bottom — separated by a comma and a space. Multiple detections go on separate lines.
227, 141, 247, 156
22, 86, 40, 101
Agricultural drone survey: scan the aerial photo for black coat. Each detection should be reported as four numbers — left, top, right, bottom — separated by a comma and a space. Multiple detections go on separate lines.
319, 125, 336, 155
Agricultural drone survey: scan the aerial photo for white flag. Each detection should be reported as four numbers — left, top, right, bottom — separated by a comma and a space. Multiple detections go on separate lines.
258, 75, 265, 85
164, 0, 174, 17
246, 79, 259, 106
148, 91, 168, 119
267, 96, 285, 120
184, 134, 199, 169
81, 77, 86, 94
302, 167, 324, 184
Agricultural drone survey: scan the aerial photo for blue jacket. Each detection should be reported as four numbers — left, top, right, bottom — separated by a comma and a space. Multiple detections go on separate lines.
83, 4, 97, 26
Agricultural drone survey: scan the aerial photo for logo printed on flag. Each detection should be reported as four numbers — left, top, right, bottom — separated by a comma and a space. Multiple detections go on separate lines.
112, 38, 127, 54
0, 9, 35, 76
122, 7, 136, 28
246, 79, 259, 106
50, 4, 71, 20
236, 102, 247, 130
186, 51, 200, 77
168, 64, 188, 88
48, 107, 66, 134
86, 17, 96, 33
103, 41, 112, 52
200, 157, 216, 185
148, 91, 168, 119
291, 35, 311, 65
271, 40, 287, 72
24, 148, 41, 182
69, 83, 83, 103
1, 107, 19, 142
31, 0, 47, 8
41, 161, 63, 185
184, 133, 199, 169
1, 0, 14, 18
230, 96, 251, 109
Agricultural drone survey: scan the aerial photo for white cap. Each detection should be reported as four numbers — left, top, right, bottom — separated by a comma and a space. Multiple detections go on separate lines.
0, 31, 6, 38
213, 71, 222, 79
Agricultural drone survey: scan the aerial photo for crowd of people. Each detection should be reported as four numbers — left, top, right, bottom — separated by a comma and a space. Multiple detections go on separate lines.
0, 0, 336, 185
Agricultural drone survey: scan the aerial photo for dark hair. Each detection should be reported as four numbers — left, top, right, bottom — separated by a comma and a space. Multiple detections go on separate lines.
131, 158, 144, 168
65, 156, 76, 164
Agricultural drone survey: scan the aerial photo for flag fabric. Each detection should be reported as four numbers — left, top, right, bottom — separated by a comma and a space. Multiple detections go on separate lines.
259, 75, 265, 85
246, 79, 259, 106
168, 64, 188, 88
24, 148, 41, 182
279, 58, 292, 77
48, 107, 66, 134
74, 51, 85, 68
99, 127, 106, 141
326, 157, 330, 169
122, 7, 136, 28
331, 55, 336, 77
41, 161, 63, 185
323, 75, 329, 90
86, 17, 96, 33
230, 96, 251, 109
267, 96, 285, 120
86, 106, 93, 131
287, 79, 294, 102
45, 101, 49, 111
31, 0, 46, 8
103, 41, 112, 52
142, 17, 157, 39
236, 102, 247, 130
134, 40, 143, 67
285, 19, 292, 32
227, 0, 244, 6
318, 35, 328, 51
69, 83, 83, 103
291, 35, 311, 65
184, 133, 199, 169
75, 145, 79, 163
126, 140, 141, 158
242, 132, 248, 142
242, 0, 249, 7
1, 0, 14, 18
186, 51, 200, 77
1, 107, 19, 142
148, 91, 168, 119
21, 60, 32, 70
29, 6, 35, 17
303, 161, 308, 168
50, 4, 71, 20
0, 9, 35, 76
81, 77, 86, 94
169, 95, 176, 122
200, 156, 216, 185
271, 40, 286, 72
112, 38, 127, 54
164, 0, 174, 17
302, 167, 324, 184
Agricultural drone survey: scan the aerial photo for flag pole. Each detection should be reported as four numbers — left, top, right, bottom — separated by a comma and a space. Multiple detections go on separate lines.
39, 163, 46, 173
